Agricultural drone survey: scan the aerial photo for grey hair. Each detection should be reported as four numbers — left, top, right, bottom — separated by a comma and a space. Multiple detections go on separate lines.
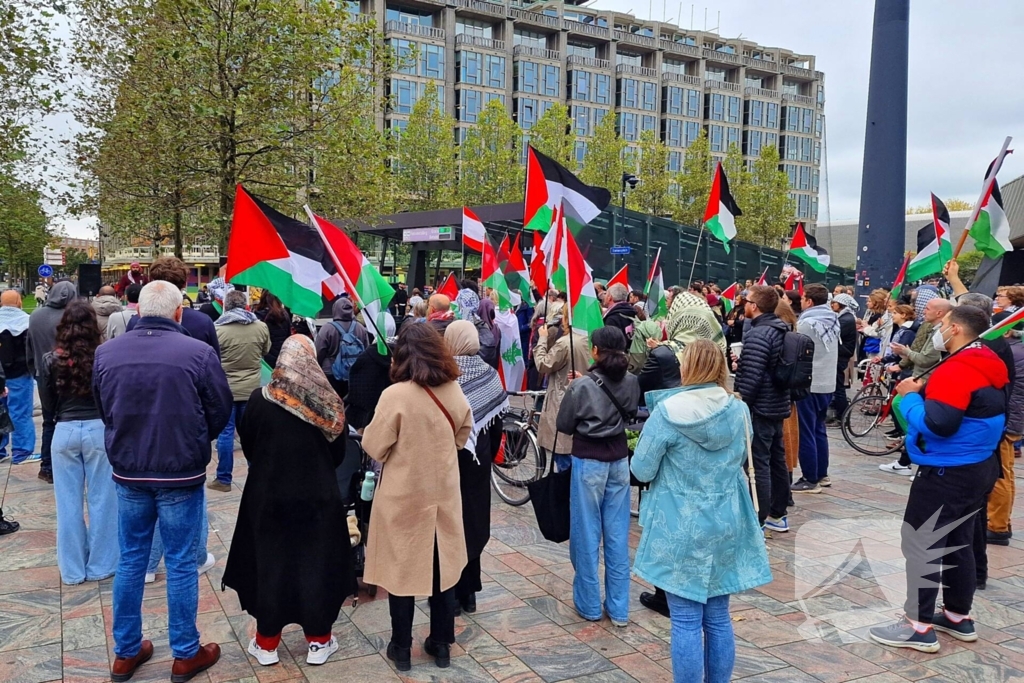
138, 280, 183, 320
957, 292, 993, 321
607, 283, 628, 303
224, 290, 248, 311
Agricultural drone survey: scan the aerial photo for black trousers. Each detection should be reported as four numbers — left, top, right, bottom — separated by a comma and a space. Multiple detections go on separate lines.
832, 365, 850, 419
455, 556, 481, 603
388, 541, 455, 648
902, 454, 999, 623
750, 415, 790, 524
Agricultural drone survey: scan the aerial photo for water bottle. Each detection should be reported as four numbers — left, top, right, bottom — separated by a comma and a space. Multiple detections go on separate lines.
360, 471, 376, 502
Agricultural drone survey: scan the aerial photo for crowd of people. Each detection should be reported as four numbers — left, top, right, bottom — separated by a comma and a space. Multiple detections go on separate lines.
0, 251, 1020, 682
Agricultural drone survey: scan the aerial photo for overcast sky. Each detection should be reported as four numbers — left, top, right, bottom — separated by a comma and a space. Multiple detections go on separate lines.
53, 0, 1023, 238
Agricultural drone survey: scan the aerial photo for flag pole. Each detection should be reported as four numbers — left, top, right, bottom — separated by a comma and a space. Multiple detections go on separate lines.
303, 205, 386, 344
687, 226, 704, 287
560, 204, 578, 383
953, 136, 1012, 258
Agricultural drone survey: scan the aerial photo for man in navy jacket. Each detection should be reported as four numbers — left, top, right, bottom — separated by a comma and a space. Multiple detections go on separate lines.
94, 281, 232, 682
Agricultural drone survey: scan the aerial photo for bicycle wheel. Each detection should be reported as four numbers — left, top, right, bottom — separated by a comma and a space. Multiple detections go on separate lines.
492, 421, 545, 506
851, 380, 884, 404
841, 394, 903, 456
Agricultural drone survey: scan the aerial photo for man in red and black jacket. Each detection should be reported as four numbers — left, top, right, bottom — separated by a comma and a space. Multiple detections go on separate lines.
870, 305, 1006, 654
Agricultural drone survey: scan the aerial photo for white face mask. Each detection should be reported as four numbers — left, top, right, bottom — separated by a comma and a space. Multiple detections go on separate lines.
932, 326, 949, 352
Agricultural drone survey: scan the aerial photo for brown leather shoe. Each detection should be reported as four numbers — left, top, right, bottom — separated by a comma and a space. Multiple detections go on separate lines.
171, 643, 220, 683
111, 640, 153, 682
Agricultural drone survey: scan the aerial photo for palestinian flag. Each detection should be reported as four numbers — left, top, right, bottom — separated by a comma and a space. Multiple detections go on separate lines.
482, 235, 515, 310
608, 264, 630, 292
968, 166, 1012, 259
906, 194, 954, 282
555, 214, 604, 339
307, 208, 395, 353
890, 254, 910, 300
507, 233, 532, 303
756, 267, 769, 286
720, 282, 739, 315
226, 186, 335, 317
788, 223, 830, 273
643, 248, 667, 319
982, 308, 1024, 341
463, 207, 487, 252
702, 162, 742, 253
437, 271, 459, 300
530, 231, 548, 294
524, 147, 611, 232
544, 204, 564, 291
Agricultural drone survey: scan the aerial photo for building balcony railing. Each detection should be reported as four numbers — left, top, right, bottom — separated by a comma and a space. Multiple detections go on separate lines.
742, 55, 777, 71
455, 33, 506, 51
513, 45, 560, 61
567, 54, 611, 70
662, 72, 701, 86
563, 19, 610, 39
384, 21, 445, 40
616, 63, 657, 78
744, 86, 781, 99
453, 0, 507, 18
659, 39, 701, 58
702, 48, 741, 65
781, 63, 815, 79
782, 92, 815, 106
509, 7, 560, 29
614, 30, 656, 48
704, 79, 739, 92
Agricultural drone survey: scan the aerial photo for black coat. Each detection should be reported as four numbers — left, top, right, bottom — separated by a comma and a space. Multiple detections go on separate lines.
223, 390, 354, 635
603, 302, 636, 340
637, 345, 681, 401
459, 421, 503, 562
837, 312, 858, 366
345, 346, 392, 430
255, 310, 292, 369
734, 313, 791, 419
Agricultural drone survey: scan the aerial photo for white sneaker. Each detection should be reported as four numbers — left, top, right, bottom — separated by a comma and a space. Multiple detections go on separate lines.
879, 461, 913, 476
306, 636, 338, 665
198, 553, 215, 576
247, 638, 280, 666
144, 572, 156, 584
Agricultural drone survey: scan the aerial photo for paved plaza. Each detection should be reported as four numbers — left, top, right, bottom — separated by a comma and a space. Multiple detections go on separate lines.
2, 427, 1024, 683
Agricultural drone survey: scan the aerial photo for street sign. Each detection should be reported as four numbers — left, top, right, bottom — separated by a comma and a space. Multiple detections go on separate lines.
43, 248, 63, 266
402, 226, 454, 243
610, 246, 631, 255
37, 264, 53, 278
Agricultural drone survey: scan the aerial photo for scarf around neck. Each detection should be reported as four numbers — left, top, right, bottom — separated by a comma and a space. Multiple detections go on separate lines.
663, 292, 726, 355
0, 306, 30, 336
454, 353, 508, 456
263, 336, 345, 441
799, 304, 840, 349
215, 308, 258, 326
428, 309, 454, 322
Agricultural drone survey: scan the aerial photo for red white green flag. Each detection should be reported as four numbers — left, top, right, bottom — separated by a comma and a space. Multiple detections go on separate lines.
788, 222, 830, 273
524, 146, 611, 232
507, 233, 532, 303
529, 230, 547, 294
555, 212, 604, 338
643, 248, 667, 319
890, 254, 910, 300
702, 162, 742, 253
982, 308, 1024, 341
968, 155, 1013, 259
756, 267, 769, 286
438, 271, 459, 300
482, 235, 515, 311
608, 264, 630, 291
720, 282, 739, 315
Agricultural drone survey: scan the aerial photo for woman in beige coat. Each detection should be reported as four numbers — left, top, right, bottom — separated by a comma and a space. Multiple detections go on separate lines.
361, 323, 472, 672
533, 313, 592, 473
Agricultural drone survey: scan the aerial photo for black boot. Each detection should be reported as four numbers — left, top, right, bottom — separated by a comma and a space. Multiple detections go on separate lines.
386, 642, 411, 672
424, 637, 450, 668
460, 593, 477, 614
639, 587, 670, 618
987, 529, 1012, 546
0, 509, 18, 536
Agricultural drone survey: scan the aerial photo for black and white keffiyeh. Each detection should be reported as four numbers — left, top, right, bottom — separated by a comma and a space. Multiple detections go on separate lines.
454, 353, 509, 456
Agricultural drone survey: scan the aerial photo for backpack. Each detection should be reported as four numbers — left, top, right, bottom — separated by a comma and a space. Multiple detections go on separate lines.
330, 321, 364, 382
475, 320, 499, 369
771, 330, 815, 401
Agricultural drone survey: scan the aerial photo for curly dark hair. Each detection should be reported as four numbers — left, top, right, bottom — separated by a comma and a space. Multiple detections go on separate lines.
390, 322, 460, 387
54, 299, 102, 397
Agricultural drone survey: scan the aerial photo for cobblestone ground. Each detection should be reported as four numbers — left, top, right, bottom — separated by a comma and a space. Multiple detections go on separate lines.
2, 420, 1024, 682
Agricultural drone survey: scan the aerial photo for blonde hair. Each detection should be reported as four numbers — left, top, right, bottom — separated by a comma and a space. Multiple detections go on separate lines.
678, 339, 728, 389
775, 296, 797, 327
867, 288, 889, 313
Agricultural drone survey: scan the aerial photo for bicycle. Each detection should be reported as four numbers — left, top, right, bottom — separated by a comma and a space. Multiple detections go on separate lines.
841, 365, 904, 456
852, 358, 887, 403
492, 390, 549, 506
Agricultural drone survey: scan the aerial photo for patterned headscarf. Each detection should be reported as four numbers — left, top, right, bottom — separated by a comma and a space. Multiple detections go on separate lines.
456, 288, 481, 320
208, 278, 234, 303
662, 292, 726, 355
914, 285, 940, 322
263, 335, 346, 441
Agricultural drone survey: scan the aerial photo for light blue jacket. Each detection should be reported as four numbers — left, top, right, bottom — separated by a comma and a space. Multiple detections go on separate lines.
630, 384, 772, 603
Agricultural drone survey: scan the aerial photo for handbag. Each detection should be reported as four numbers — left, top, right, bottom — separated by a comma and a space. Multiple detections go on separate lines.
593, 374, 647, 489
528, 467, 571, 543
424, 386, 457, 435
0, 403, 12, 436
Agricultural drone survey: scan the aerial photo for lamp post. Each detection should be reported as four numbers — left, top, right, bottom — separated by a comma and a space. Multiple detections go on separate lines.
614, 173, 639, 271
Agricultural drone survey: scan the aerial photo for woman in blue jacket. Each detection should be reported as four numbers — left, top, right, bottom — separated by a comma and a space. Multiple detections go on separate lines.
631, 339, 771, 683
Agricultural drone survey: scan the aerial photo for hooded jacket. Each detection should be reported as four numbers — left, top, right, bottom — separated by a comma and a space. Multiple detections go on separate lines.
630, 384, 771, 602
603, 301, 636, 340
27, 281, 77, 376
734, 312, 792, 419
314, 298, 369, 375
900, 343, 1008, 467
345, 345, 393, 430
92, 295, 123, 342
1007, 336, 1024, 436
556, 368, 640, 461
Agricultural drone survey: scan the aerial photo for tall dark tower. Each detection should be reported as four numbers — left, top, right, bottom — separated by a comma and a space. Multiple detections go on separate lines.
855, 0, 910, 296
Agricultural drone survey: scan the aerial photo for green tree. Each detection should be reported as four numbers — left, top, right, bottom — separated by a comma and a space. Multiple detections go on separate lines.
395, 82, 458, 211
627, 130, 671, 216
314, 103, 394, 221
459, 99, 523, 205
528, 103, 574, 168
0, 172, 52, 286
907, 198, 973, 214
61, 247, 93, 278
672, 128, 712, 227
737, 145, 793, 247
956, 250, 984, 284
580, 112, 625, 200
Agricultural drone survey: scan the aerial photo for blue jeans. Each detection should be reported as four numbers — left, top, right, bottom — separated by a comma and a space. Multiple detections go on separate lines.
52, 420, 118, 584
113, 484, 203, 660
796, 392, 831, 483
3, 375, 36, 462
569, 456, 631, 623
215, 401, 245, 484
147, 489, 209, 573
665, 592, 735, 683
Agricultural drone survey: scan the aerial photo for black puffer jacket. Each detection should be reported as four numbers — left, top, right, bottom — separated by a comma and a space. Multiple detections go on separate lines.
837, 311, 858, 367
734, 313, 791, 419
638, 345, 681, 401
603, 302, 636, 340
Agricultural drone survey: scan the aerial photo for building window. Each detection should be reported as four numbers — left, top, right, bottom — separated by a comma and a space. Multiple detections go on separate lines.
798, 165, 811, 190
813, 141, 821, 165
685, 89, 700, 118
784, 164, 798, 189
575, 140, 587, 165
514, 29, 546, 50
801, 107, 813, 134
515, 61, 538, 93
766, 102, 779, 129
765, 132, 778, 149
567, 42, 596, 58
485, 54, 505, 89
812, 169, 820, 192
709, 124, 724, 152
390, 78, 417, 114
726, 95, 741, 124
542, 64, 560, 97
386, 6, 434, 26
459, 51, 482, 84
516, 97, 539, 129
745, 99, 763, 127
421, 44, 445, 79
663, 58, 687, 75
618, 78, 639, 108
726, 126, 740, 149
458, 89, 481, 123
800, 137, 812, 162
669, 150, 682, 172
642, 82, 657, 112
782, 79, 801, 96
665, 86, 683, 115
744, 75, 763, 89
705, 66, 727, 82
616, 51, 642, 67
685, 120, 701, 146
618, 112, 638, 141
707, 93, 725, 121
743, 129, 762, 156
641, 114, 657, 133
572, 69, 591, 100
389, 38, 416, 75
573, 105, 590, 135
664, 119, 683, 147
594, 73, 611, 104
815, 113, 823, 138
456, 18, 493, 39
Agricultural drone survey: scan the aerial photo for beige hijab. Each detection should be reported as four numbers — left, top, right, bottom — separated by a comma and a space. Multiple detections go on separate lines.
444, 320, 480, 356
263, 335, 346, 441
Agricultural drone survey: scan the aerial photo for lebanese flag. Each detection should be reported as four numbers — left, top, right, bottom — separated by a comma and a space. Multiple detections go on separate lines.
462, 207, 487, 252
226, 186, 335, 317
494, 309, 527, 391
702, 162, 742, 253
555, 212, 604, 338
307, 208, 395, 353
720, 282, 739, 315
608, 264, 630, 291
524, 146, 611, 232
890, 253, 910, 300
437, 271, 459, 300
788, 222, 830, 273
643, 248, 667, 319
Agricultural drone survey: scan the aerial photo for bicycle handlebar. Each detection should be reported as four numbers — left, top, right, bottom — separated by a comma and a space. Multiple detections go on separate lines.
507, 390, 546, 397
